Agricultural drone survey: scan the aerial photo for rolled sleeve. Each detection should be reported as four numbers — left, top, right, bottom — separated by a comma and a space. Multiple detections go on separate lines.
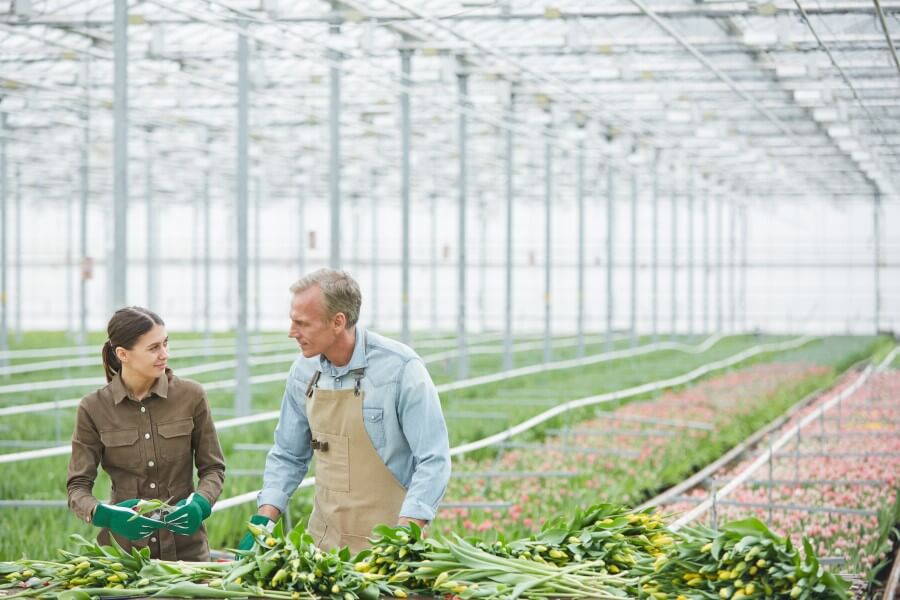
396, 358, 451, 521
67, 403, 102, 523
258, 374, 313, 513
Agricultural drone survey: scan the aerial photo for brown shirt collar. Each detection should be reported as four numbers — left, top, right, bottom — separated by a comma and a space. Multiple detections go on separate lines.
107, 369, 170, 404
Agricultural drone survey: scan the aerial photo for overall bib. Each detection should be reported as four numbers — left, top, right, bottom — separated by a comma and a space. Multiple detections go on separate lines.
304, 366, 407, 553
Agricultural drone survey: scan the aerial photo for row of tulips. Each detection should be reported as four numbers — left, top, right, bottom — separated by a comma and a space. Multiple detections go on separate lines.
1, 502, 851, 599
661, 370, 900, 584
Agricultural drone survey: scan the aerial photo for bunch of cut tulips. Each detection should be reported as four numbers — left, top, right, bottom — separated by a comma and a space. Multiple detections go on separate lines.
0, 504, 852, 600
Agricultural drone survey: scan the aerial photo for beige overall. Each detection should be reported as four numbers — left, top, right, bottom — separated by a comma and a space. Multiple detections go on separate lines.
304, 367, 407, 553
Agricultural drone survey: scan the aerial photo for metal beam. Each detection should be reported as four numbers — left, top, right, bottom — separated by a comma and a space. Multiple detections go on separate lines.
2, 112, 9, 366
112, 0, 128, 309
10, 3, 900, 26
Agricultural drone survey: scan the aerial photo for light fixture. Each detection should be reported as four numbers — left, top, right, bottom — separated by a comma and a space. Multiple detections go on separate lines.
742, 30, 778, 47
775, 64, 806, 78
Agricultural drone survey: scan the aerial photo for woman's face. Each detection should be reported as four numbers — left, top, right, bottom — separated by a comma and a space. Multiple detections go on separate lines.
116, 324, 169, 381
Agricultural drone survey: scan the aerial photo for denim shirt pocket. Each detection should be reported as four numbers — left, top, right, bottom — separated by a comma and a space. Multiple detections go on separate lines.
362, 407, 386, 450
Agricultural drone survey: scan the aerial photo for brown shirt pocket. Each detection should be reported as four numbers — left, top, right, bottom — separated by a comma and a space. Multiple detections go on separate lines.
99, 428, 141, 469
157, 417, 194, 463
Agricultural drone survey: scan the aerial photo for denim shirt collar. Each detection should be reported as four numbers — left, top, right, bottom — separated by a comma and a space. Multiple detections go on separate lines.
318, 326, 368, 378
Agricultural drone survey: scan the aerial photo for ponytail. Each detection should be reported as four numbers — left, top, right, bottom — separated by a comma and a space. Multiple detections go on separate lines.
101, 340, 122, 382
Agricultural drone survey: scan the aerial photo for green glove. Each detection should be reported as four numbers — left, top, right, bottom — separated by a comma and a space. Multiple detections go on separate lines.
164, 493, 212, 536
237, 514, 275, 553
93, 499, 164, 541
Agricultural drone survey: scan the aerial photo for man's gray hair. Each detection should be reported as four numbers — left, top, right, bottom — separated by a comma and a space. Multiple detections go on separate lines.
290, 268, 362, 328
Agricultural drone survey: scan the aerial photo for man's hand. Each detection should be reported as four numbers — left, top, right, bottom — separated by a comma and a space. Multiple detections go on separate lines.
236, 505, 281, 556
397, 516, 427, 530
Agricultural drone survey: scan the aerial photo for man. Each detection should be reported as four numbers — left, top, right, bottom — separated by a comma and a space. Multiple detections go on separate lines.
239, 268, 451, 553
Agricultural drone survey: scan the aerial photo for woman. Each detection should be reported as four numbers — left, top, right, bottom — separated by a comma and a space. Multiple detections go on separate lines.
67, 306, 225, 561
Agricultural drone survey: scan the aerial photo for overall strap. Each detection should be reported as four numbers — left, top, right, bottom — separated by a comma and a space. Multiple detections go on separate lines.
305, 370, 322, 398
351, 368, 366, 396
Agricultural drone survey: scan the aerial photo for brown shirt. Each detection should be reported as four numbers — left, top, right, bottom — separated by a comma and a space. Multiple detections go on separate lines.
67, 368, 225, 561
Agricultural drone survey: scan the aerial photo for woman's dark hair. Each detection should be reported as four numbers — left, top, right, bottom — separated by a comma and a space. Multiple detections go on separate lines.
101, 307, 165, 382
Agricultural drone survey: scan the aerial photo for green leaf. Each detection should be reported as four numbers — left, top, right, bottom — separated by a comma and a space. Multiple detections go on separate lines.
539, 528, 569, 546
255, 557, 277, 579
272, 518, 284, 540
58, 591, 93, 600
371, 525, 397, 540
721, 517, 782, 542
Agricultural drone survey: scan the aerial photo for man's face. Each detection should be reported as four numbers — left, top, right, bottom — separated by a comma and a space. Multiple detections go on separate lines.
288, 286, 337, 358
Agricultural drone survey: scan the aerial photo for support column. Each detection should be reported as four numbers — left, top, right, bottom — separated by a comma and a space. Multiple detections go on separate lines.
79, 56, 91, 347
0, 113, 7, 363
703, 181, 710, 335
370, 168, 379, 329
328, 13, 342, 269
874, 192, 881, 333
203, 138, 212, 351
543, 129, 553, 364
297, 176, 306, 277
671, 178, 678, 339
254, 173, 262, 335
112, 0, 129, 308
235, 20, 251, 416
716, 194, 724, 332
687, 169, 694, 339
605, 167, 615, 352
741, 203, 748, 332
729, 197, 737, 332
629, 171, 638, 348
456, 62, 469, 380
651, 154, 659, 343
429, 190, 437, 332
503, 87, 515, 370
66, 182, 74, 335
478, 195, 487, 334
576, 137, 586, 357
145, 129, 157, 310
400, 48, 411, 345
14, 166, 21, 342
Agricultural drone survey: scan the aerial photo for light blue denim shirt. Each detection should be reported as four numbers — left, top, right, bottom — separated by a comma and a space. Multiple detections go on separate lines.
257, 327, 451, 521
